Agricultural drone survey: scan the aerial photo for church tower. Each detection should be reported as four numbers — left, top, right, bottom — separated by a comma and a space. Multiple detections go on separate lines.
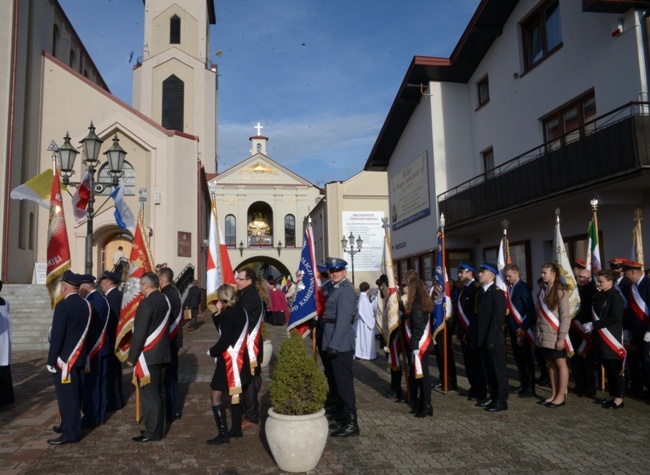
133, 0, 217, 173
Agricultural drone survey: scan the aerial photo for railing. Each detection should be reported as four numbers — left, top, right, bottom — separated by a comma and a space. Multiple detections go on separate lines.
438, 102, 650, 227
175, 263, 195, 296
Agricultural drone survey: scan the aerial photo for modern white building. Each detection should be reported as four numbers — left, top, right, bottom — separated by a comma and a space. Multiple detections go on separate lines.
365, 0, 650, 285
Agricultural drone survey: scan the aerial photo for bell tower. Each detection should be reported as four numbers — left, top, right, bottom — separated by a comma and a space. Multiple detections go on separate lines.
133, 0, 217, 173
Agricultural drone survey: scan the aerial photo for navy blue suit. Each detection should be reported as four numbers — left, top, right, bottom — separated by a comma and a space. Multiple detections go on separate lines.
104, 287, 124, 411
162, 284, 183, 420
48, 292, 91, 442
624, 276, 650, 392
81, 290, 110, 426
456, 280, 485, 398
507, 280, 536, 392
477, 283, 508, 407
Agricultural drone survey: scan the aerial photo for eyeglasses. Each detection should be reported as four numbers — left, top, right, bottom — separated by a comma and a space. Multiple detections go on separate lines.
235, 276, 249, 281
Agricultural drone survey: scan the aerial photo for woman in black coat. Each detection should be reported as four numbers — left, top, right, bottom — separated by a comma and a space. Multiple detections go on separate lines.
590, 270, 626, 409
206, 284, 251, 445
404, 276, 434, 418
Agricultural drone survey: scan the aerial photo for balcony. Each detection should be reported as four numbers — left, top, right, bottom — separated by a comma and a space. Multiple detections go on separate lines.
438, 102, 650, 229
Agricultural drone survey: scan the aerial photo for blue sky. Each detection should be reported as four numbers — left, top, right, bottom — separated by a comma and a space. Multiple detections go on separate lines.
59, 0, 480, 186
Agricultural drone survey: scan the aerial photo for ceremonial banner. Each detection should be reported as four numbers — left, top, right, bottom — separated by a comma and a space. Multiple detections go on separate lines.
46, 169, 71, 308
376, 224, 400, 344
71, 170, 91, 223
632, 212, 644, 266
586, 219, 601, 276
431, 232, 449, 341
115, 221, 154, 362
10, 168, 53, 209
496, 236, 510, 292
206, 202, 236, 312
553, 219, 580, 318
109, 185, 136, 233
288, 225, 319, 337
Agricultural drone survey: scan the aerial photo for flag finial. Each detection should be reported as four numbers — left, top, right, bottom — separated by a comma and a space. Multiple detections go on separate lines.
634, 208, 643, 222
590, 198, 598, 211
501, 219, 509, 235
381, 217, 390, 230
555, 207, 560, 224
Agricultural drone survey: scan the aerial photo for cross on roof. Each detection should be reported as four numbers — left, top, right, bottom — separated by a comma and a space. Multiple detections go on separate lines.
254, 122, 263, 135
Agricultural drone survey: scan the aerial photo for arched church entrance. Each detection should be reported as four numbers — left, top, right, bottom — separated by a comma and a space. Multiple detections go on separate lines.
97, 226, 133, 278
236, 255, 291, 283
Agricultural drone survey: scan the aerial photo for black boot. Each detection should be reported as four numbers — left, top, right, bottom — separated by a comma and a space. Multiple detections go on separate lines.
415, 403, 433, 418
409, 397, 419, 414
206, 405, 229, 445
330, 413, 360, 438
229, 403, 243, 438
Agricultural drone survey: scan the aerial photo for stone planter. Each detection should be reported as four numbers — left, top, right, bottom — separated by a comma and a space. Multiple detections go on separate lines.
265, 408, 328, 473
261, 339, 273, 368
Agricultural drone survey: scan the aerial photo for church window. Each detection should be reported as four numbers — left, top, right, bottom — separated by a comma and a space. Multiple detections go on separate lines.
97, 160, 136, 196
69, 49, 77, 69
170, 15, 181, 44
53, 25, 61, 57
284, 214, 296, 247
162, 75, 184, 131
225, 215, 236, 247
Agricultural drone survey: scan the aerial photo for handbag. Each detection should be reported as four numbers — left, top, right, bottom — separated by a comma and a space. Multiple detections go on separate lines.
183, 308, 192, 321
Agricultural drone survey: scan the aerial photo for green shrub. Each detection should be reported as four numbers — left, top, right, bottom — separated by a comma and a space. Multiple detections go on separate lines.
269, 330, 328, 415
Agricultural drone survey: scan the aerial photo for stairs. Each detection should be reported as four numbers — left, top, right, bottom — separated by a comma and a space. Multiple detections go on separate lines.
3, 284, 53, 351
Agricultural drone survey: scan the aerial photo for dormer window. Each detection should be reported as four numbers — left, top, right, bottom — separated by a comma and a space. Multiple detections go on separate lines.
170, 15, 181, 44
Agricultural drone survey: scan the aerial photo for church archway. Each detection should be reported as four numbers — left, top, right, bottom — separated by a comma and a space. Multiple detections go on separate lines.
236, 255, 291, 283
96, 226, 133, 275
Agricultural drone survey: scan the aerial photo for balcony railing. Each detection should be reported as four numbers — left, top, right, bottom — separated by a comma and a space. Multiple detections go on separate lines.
438, 102, 650, 228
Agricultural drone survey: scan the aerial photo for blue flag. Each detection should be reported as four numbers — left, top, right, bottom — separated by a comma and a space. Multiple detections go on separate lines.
287, 226, 318, 337
431, 233, 446, 340
109, 185, 136, 232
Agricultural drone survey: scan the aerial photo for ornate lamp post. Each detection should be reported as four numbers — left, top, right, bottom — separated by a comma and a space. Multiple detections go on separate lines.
341, 232, 363, 287
57, 122, 126, 274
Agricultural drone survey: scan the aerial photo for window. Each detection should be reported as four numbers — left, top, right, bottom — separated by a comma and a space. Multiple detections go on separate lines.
543, 92, 596, 150
225, 215, 236, 247
170, 15, 181, 44
162, 75, 184, 131
482, 147, 495, 178
69, 49, 77, 69
477, 76, 490, 107
523, 0, 562, 70
483, 240, 532, 285
97, 161, 136, 196
52, 25, 61, 57
284, 214, 296, 247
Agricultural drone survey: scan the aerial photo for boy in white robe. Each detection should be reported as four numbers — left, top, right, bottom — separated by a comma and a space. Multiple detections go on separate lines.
355, 282, 377, 360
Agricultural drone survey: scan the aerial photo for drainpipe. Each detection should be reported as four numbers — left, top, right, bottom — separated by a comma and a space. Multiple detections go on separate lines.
641, 10, 650, 101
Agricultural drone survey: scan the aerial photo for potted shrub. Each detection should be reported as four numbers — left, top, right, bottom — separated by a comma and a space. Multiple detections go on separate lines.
260, 321, 272, 368
265, 330, 328, 473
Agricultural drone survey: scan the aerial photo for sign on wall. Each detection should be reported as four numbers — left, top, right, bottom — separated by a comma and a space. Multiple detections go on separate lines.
177, 231, 192, 257
342, 211, 385, 272
390, 152, 430, 230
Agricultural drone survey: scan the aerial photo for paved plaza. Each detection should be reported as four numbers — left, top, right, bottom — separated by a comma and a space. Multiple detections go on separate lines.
1, 318, 649, 475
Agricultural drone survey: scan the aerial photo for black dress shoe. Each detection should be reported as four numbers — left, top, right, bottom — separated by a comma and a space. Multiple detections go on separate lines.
432, 382, 443, 389
604, 401, 624, 410
486, 403, 508, 412
395, 395, 409, 403
132, 435, 161, 442
467, 394, 479, 401
383, 390, 397, 399
174, 412, 182, 420
537, 400, 551, 406
547, 401, 566, 408
512, 386, 523, 394
52, 425, 63, 434
415, 404, 433, 418
518, 389, 535, 398
475, 398, 493, 407
48, 436, 78, 445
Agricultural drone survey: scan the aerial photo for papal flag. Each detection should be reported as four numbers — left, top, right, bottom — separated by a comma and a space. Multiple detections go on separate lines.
287, 224, 319, 337
206, 202, 235, 312
10, 169, 53, 209
376, 223, 400, 368
45, 169, 71, 308
115, 221, 154, 362
553, 220, 580, 318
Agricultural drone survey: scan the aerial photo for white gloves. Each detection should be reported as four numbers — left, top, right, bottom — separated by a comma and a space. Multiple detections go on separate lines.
644, 332, 650, 343
46, 365, 56, 374
583, 322, 593, 334
624, 330, 631, 345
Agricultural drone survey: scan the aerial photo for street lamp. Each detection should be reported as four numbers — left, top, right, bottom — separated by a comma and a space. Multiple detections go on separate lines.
57, 122, 127, 275
341, 232, 363, 287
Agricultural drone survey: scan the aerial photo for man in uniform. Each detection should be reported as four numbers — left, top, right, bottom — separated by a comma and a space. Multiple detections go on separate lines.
322, 257, 359, 437
569, 261, 598, 397
622, 260, 650, 396
158, 267, 183, 422
79, 274, 110, 427
315, 262, 339, 413
127, 272, 171, 442
98, 270, 124, 411
183, 280, 202, 331
47, 271, 91, 445
455, 262, 485, 402
236, 267, 264, 431
504, 264, 536, 397
476, 263, 508, 412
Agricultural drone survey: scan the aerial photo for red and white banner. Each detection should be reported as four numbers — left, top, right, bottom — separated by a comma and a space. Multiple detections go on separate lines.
46, 169, 71, 308
71, 170, 91, 223
206, 203, 236, 312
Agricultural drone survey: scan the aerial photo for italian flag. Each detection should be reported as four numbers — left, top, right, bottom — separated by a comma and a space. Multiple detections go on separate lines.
586, 219, 601, 276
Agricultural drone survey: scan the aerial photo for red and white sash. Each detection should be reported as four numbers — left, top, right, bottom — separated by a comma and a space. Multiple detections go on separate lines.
168, 287, 183, 340
591, 308, 627, 366
571, 319, 592, 356
387, 327, 401, 370
85, 291, 110, 372
134, 296, 170, 386
629, 285, 649, 325
537, 290, 574, 356
404, 319, 432, 379
247, 302, 264, 372
458, 285, 471, 331
222, 315, 249, 404
57, 300, 92, 384
507, 285, 535, 344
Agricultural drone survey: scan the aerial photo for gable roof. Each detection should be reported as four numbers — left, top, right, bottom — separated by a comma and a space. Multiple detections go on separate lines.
364, 0, 519, 171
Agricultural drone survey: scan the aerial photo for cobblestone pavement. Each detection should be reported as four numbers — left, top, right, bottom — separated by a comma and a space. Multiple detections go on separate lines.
1, 317, 649, 474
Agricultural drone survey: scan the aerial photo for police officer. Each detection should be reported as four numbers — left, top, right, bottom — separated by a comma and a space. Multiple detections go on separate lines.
47, 271, 91, 445
322, 257, 359, 437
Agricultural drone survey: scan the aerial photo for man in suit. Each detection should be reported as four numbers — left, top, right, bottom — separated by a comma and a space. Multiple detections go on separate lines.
622, 260, 650, 395
504, 264, 536, 397
183, 280, 202, 331
79, 274, 110, 426
47, 271, 92, 445
127, 272, 171, 442
455, 262, 485, 401
158, 267, 183, 422
476, 263, 509, 412
99, 270, 124, 412
236, 267, 264, 431
322, 257, 359, 437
